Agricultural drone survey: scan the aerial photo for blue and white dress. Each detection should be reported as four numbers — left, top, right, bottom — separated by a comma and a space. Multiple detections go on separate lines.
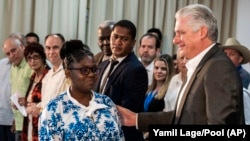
39, 89, 124, 141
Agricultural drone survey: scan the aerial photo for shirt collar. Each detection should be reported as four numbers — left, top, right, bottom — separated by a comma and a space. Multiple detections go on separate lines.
186, 43, 215, 71
146, 60, 154, 71
13, 58, 26, 68
110, 55, 127, 63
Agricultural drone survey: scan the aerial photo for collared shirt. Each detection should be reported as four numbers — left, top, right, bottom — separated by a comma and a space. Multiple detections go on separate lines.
41, 63, 67, 108
176, 43, 215, 114
163, 73, 183, 112
0, 58, 13, 125
11, 58, 32, 131
146, 61, 154, 86
100, 55, 127, 94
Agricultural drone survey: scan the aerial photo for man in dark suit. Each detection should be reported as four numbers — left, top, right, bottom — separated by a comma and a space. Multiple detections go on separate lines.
117, 4, 245, 132
94, 20, 148, 140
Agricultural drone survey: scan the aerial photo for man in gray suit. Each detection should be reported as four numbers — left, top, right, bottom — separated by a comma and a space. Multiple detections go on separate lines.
117, 4, 245, 132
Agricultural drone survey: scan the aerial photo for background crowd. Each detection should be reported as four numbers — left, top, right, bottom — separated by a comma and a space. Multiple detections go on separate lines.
1, 3, 250, 141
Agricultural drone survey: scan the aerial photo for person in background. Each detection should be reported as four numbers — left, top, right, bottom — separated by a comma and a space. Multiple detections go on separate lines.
2, 34, 32, 141
8, 33, 27, 47
40, 33, 70, 110
25, 32, 40, 45
147, 28, 163, 55
0, 58, 15, 141
21, 43, 50, 141
138, 33, 161, 86
163, 49, 187, 112
94, 19, 148, 141
147, 28, 162, 46
94, 20, 115, 66
221, 37, 250, 89
143, 54, 174, 140
221, 37, 250, 124
39, 40, 124, 140
117, 4, 244, 131
172, 53, 179, 74
144, 54, 174, 112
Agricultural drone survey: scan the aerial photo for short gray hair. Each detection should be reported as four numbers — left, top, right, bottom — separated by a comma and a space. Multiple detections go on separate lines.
175, 4, 218, 42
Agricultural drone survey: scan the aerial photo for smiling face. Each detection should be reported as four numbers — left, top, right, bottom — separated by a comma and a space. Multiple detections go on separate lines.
153, 60, 168, 82
172, 15, 211, 60
67, 55, 98, 94
44, 35, 64, 68
110, 26, 135, 58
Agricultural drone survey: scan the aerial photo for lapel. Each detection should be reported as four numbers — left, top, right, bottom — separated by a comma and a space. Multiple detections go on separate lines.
96, 60, 109, 92
103, 52, 134, 94
174, 45, 220, 123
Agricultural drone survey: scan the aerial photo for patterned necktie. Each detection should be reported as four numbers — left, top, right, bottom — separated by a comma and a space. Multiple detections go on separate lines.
100, 59, 119, 93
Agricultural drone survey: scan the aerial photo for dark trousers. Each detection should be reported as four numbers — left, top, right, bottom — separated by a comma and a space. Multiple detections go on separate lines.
0, 125, 15, 141
15, 131, 22, 141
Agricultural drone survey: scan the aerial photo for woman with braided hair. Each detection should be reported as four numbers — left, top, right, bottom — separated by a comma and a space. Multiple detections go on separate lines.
39, 40, 124, 141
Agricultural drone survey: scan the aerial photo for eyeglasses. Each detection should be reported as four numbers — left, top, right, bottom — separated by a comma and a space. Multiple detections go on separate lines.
68, 67, 101, 75
27, 55, 41, 61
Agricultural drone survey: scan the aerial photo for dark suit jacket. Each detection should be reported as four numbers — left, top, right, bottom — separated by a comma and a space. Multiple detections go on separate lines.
94, 52, 104, 66
137, 45, 245, 132
94, 52, 148, 140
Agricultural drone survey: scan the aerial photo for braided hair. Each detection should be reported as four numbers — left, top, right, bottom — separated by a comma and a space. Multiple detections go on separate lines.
60, 40, 93, 69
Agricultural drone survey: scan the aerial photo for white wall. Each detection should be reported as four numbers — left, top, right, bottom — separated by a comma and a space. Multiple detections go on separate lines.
237, 0, 250, 71
236, 0, 250, 48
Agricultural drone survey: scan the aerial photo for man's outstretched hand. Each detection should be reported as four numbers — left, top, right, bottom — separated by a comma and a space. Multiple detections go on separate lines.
116, 105, 137, 127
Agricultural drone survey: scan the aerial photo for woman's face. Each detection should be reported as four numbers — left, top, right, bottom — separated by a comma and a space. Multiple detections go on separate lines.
68, 55, 98, 93
26, 52, 44, 71
153, 60, 167, 82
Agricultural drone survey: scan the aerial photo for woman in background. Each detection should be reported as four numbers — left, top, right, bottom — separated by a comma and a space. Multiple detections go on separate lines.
22, 43, 50, 141
144, 54, 175, 112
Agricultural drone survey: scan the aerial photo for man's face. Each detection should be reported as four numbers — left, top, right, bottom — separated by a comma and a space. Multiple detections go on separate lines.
223, 48, 243, 67
44, 35, 63, 66
138, 36, 159, 66
110, 26, 135, 58
177, 50, 187, 75
26, 37, 38, 45
173, 16, 201, 59
98, 27, 112, 56
3, 39, 24, 66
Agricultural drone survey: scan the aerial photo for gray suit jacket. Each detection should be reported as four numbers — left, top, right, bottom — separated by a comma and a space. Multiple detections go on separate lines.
138, 45, 245, 132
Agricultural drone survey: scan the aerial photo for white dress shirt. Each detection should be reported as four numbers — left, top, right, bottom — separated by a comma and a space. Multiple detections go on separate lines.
41, 63, 66, 108
176, 43, 215, 114
163, 73, 183, 112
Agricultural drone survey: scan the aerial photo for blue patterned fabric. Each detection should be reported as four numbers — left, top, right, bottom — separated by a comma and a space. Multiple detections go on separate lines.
39, 89, 124, 141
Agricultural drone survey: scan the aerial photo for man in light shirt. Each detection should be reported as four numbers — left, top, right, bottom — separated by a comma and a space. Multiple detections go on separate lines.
117, 4, 244, 131
2, 35, 32, 141
40, 33, 70, 109
163, 50, 187, 112
138, 33, 161, 86
0, 58, 15, 141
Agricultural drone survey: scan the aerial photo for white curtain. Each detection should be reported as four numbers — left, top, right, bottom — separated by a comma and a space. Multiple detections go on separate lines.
0, 0, 237, 58
0, 0, 88, 58
87, 0, 237, 56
